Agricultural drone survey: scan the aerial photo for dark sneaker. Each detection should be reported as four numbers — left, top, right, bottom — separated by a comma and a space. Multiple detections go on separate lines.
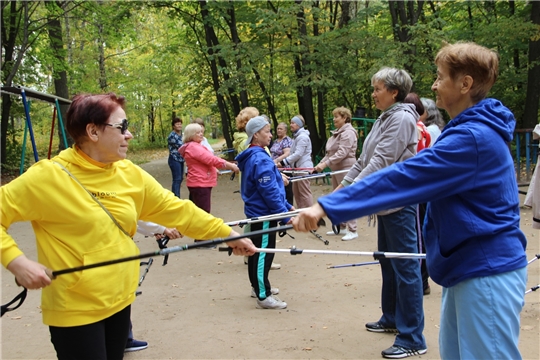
423, 286, 431, 295
365, 321, 398, 333
381, 346, 427, 359
125, 339, 148, 352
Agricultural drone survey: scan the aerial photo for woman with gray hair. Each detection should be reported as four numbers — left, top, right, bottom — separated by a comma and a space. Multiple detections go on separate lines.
420, 97, 446, 145
278, 115, 313, 209
179, 124, 239, 215
333, 67, 427, 358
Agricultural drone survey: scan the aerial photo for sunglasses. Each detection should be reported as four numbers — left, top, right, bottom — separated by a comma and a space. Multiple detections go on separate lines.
105, 119, 129, 134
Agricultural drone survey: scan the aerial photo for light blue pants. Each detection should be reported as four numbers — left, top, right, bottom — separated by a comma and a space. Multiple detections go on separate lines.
439, 267, 527, 360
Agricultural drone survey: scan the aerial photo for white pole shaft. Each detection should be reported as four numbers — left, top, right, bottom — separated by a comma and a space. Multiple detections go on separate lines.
290, 169, 349, 182
225, 208, 309, 226
256, 247, 426, 259
527, 254, 540, 264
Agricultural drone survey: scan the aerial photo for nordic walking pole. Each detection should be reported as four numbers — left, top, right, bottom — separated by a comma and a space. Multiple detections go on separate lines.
310, 230, 330, 245
527, 254, 540, 264
45, 225, 293, 279
254, 246, 426, 260
327, 261, 380, 269
289, 169, 350, 183
225, 209, 309, 227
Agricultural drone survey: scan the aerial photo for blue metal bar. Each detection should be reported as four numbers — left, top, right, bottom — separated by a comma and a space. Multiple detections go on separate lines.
526, 132, 531, 178
55, 99, 69, 149
19, 115, 29, 175
516, 133, 521, 181
20, 90, 39, 163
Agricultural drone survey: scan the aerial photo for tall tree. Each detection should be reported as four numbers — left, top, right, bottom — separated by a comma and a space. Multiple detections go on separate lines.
388, 0, 424, 74
199, 0, 234, 148
523, 0, 540, 129
1, 1, 47, 167
293, 0, 321, 153
45, 0, 71, 150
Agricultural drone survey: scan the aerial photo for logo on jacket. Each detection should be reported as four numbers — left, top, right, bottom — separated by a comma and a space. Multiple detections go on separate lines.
91, 191, 117, 199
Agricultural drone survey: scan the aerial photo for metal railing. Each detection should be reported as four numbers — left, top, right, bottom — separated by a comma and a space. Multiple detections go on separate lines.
513, 129, 538, 183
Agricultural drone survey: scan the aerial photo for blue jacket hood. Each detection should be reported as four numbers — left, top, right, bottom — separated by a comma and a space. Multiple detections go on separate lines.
443, 98, 515, 142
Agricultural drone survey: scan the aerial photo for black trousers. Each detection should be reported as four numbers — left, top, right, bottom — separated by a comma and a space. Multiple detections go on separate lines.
247, 221, 277, 300
417, 203, 430, 290
284, 182, 294, 206
49, 305, 131, 360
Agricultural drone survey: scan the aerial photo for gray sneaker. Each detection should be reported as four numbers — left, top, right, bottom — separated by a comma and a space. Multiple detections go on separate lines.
256, 295, 287, 309
251, 287, 279, 298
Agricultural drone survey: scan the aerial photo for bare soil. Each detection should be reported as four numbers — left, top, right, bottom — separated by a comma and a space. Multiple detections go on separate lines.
1, 154, 539, 359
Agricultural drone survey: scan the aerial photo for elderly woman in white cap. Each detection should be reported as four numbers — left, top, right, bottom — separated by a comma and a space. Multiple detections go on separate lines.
278, 115, 313, 209
235, 116, 294, 310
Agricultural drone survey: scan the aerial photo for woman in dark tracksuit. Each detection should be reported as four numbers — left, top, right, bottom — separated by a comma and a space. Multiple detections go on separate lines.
236, 116, 293, 309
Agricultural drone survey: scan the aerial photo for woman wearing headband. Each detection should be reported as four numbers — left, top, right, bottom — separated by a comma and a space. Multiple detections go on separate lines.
236, 116, 293, 310
278, 115, 313, 209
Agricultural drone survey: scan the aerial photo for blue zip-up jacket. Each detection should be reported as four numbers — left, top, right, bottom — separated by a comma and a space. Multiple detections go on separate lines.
318, 98, 527, 287
236, 146, 293, 219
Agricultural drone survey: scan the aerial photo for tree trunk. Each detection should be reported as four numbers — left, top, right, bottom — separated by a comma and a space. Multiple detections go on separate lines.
294, 0, 321, 155
225, 2, 249, 108
97, 22, 107, 90
1, 1, 33, 167
199, 0, 233, 149
313, 1, 327, 149
46, 1, 71, 151
388, 1, 423, 74
1, 1, 18, 167
523, 0, 540, 129
338, 0, 351, 29
148, 97, 156, 143
252, 66, 278, 128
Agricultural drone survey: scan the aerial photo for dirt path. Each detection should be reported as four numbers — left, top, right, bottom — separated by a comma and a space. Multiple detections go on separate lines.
1, 154, 539, 359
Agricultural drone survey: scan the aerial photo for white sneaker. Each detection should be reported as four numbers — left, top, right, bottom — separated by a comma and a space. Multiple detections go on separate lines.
270, 263, 281, 270
342, 231, 358, 241
251, 287, 279, 298
256, 295, 287, 309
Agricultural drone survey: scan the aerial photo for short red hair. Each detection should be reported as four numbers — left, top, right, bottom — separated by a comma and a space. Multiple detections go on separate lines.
67, 93, 126, 144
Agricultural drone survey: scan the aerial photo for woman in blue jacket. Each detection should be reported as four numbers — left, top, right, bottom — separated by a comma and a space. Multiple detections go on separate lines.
292, 42, 528, 360
236, 116, 294, 310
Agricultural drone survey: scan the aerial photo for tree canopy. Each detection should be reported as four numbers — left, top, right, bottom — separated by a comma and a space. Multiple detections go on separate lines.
2, 0, 539, 168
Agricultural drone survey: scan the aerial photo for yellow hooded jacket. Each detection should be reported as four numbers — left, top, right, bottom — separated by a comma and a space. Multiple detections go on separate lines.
1, 147, 232, 327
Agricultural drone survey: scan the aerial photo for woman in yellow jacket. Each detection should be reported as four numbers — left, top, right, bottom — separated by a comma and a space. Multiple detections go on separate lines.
0, 93, 256, 360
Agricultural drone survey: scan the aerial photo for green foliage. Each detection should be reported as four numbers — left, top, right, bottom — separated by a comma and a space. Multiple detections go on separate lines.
2, 127, 31, 175
3, 0, 539, 168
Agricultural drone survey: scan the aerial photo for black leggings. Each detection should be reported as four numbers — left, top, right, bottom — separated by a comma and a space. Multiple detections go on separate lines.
248, 221, 277, 300
49, 305, 131, 360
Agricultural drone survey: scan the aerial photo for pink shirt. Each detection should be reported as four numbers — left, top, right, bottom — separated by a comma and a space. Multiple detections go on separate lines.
179, 141, 226, 188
